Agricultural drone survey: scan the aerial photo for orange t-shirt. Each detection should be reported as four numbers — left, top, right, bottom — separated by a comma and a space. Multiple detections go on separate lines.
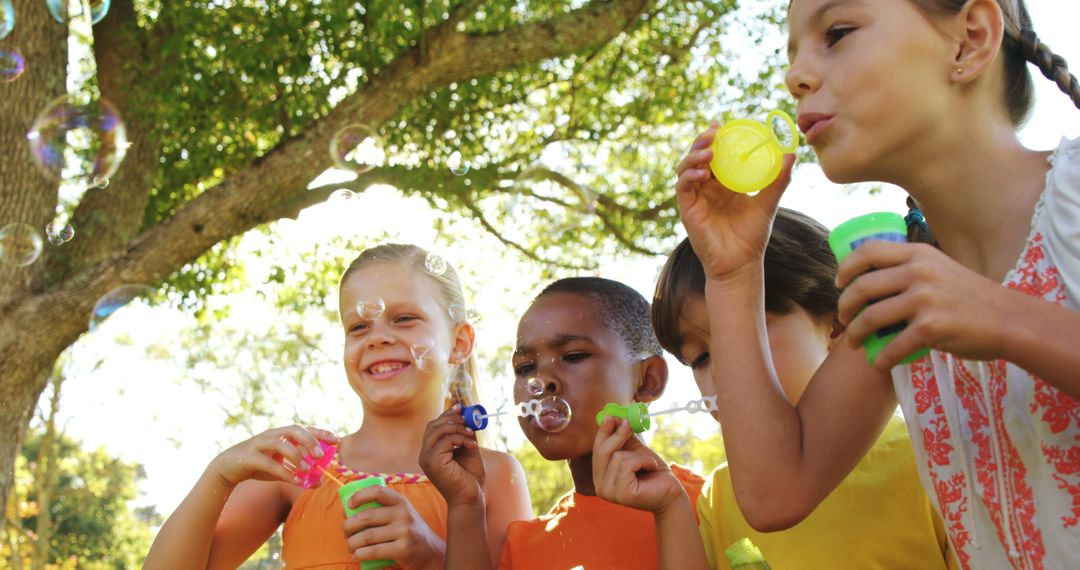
280, 456, 448, 570
497, 464, 704, 570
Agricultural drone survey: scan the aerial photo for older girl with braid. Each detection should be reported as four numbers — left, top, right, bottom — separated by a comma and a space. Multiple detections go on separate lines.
670, 0, 1080, 567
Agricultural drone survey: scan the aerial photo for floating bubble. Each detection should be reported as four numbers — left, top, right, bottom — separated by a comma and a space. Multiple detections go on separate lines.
0, 48, 25, 83
0, 223, 44, 266
445, 364, 472, 404
536, 396, 572, 432
89, 284, 156, 331
525, 376, 545, 398
93, 175, 109, 189
45, 222, 74, 244
0, 0, 12, 40
410, 343, 432, 369
328, 188, 355, 203
355, 297, 385, 320
447, 151, 469, 176
27, 95, 128, 190
329, 124, 384, 174
424, 253, 447, 275
448, 302, 468, 323
46, 0, 111, 25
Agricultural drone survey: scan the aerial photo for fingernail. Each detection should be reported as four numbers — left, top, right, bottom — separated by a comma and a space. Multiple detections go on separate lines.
314, 446, 324, 458
292, 476, 301, 485
300, 460, 310, 471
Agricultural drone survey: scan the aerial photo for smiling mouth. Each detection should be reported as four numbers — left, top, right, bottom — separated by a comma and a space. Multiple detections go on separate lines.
366, 361, 408, 377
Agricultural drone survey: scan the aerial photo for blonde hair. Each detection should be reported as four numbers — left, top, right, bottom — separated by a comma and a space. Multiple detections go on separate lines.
340, 243, 482, 411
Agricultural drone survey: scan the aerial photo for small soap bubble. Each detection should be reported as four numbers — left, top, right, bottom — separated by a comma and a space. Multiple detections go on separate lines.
0, 223, 44, 266
424, 253, 447, 275
410, 343, 432, 369
0, 48, 23, 83
525, 376, 545, 398
89, 284, 156, 331
46, 0, 111, 25
93, 175, 109, 189
447, 151, 469, 176
448, 302, 468, 323
536, 396, 572, 433
355, 297, 385, 320
445, 364, 472, 404
27, 95, 128, 190
328, 188, 355, 203
329, 124, 384, 173
45, 222, 75, 244
0, 0, 12, 40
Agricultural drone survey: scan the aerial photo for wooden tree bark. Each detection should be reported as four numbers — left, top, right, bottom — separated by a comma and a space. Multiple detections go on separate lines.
0, 0, 654, 519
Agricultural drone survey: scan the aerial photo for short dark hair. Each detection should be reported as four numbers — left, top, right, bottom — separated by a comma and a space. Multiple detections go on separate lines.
651, 208, 839, 363
537, 277, 663, 358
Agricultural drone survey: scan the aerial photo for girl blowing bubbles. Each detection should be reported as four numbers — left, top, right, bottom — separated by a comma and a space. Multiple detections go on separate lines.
676, 0, 1080, 568
145, 244, 531, 569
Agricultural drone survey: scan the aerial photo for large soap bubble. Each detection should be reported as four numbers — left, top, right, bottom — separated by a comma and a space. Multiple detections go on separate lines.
0, 223, 44, 267
46, 0, 111, 26
89, 284, 156, 331
27, 95, 128, 190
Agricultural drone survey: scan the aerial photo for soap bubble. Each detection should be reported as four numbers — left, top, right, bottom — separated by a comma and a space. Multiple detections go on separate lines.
445, 364, 472, 404
525, 376, 545, 398
329, 124, 384, 173
410, 343, 432, 369
27, 95, 128, 190
536, 396, 572, 432
46, 0, 111, 25
0, 223, 44, 266
447, 151, 469, 176
327, 189, 356, 203
355, 297, 385, 320
0, 49, 23, 83
0, 0, 12, 40
45, 222, 74, 245
424, 253, 447, 275
89, 284, 156, 331
448, 302, 468, 323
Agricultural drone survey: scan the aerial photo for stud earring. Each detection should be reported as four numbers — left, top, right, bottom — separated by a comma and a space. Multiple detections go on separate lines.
955, 67, 964, 75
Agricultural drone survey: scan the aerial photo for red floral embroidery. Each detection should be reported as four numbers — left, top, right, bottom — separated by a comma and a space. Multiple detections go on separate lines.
912, 359, 973, 566
1009, 232, 1080, 532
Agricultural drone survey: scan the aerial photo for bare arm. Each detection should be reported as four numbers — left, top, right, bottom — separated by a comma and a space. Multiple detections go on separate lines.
144, 425, 334, 569
480, 450, 533, 569
144, 473, 287, 569
703, 273, 896, 531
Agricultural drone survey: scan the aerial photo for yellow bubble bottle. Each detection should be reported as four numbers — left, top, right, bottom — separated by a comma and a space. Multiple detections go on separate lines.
709, 110, 798, 194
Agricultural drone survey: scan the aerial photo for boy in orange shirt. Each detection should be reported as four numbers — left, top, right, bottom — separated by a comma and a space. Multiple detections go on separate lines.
421, 277, 704, 569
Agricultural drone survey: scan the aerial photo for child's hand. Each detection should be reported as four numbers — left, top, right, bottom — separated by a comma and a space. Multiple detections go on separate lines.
419, 404, 486, 506
592, 416, 686, 515
675, 124, 796, 282
207, 425, 339, 488
343, 486, 446, 569
836, 240, 1020, 369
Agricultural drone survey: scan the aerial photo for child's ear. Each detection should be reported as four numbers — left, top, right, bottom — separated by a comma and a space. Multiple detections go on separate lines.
950, 0, 1004, 84
449, 322, 476, 364
633, 355, 669, 404
826, 316, 845, 352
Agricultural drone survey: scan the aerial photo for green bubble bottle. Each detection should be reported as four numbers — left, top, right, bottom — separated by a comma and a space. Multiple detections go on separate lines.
338, 476, 395, 570
725, 537, 771, 570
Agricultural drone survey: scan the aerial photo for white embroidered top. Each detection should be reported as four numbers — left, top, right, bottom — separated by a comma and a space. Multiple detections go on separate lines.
891, 137, 1080, 570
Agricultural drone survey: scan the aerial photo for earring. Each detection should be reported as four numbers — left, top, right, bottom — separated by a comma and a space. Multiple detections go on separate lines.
955, 67, 964, 75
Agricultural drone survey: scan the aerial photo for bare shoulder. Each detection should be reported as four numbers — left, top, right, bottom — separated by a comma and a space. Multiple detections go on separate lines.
479, 448, 525, 478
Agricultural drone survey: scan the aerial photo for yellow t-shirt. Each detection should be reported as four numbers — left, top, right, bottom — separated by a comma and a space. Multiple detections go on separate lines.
699, 415, 958, 569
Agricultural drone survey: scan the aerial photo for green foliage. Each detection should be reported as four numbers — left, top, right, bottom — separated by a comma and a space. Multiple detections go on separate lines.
2, 430, 155, 569
117, 0, 787, 311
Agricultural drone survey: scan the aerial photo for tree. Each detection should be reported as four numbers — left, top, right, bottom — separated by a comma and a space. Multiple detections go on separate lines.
0, 0, 783, 514
2, 373, 154, 568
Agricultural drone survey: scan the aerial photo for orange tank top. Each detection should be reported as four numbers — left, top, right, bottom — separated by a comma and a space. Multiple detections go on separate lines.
281, 452, 448, 570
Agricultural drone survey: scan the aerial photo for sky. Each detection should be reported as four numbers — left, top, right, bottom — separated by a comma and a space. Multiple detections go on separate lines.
44, 0, 1080, 525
